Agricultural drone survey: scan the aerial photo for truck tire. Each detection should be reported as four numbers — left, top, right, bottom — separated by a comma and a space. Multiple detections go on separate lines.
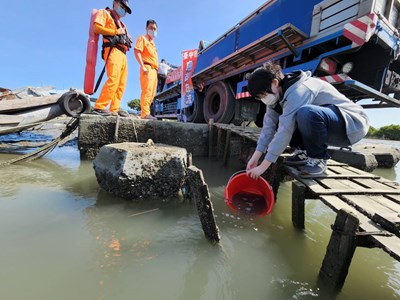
58, 91, 91, 117
183, 91, 204, 123
203, 81, 235, 123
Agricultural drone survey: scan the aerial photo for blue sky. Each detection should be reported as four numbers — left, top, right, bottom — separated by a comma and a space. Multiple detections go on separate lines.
1, 0, 398, 128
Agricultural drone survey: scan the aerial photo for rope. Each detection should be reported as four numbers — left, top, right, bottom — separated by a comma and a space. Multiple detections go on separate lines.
114, 114, 120, 143
128, 114, 138, 142
0, 117, 80, 167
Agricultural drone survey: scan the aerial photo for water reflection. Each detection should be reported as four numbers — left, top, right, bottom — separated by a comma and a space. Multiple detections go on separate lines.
0, 149, 98, 199
0, 142, 399, 299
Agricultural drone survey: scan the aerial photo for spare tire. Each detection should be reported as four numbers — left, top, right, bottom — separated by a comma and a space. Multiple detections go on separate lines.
183, 91, 204, 123
203, 81, 235, 123
58, 91, 91, 117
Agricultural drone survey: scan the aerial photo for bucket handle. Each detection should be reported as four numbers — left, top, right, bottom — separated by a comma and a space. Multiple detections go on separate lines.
227, 170, 247, 183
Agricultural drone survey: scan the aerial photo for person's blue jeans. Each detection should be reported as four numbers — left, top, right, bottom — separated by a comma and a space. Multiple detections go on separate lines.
290, 104, 350, 160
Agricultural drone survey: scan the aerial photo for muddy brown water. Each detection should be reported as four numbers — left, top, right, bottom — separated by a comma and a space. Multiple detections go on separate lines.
0, 134, 399, 300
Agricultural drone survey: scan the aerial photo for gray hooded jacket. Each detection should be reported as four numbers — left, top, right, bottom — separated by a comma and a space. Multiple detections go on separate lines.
257, 71, 369, 163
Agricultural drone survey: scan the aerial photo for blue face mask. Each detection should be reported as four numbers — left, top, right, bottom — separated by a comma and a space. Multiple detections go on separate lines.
116, 5, 126, 17
147, 29, 157, 39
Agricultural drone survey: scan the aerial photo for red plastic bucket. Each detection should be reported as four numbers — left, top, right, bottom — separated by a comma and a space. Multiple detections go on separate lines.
224, 171, 275, 216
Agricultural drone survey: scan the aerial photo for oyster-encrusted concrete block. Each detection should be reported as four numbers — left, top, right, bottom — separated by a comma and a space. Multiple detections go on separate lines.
93, 141, 188, 200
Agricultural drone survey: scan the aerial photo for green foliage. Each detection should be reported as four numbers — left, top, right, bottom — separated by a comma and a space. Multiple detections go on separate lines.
127, 99, 140, 109
367, 124, 400, 140
377, 125, 400, 140
367, 126, 377, 136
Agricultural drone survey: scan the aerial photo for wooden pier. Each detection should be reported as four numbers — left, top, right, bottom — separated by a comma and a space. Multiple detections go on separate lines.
211, 122, 400, 289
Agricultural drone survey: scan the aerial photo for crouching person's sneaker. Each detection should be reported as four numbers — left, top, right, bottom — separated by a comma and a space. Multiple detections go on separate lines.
300, 158, 327, 176
284, 149, 308, 165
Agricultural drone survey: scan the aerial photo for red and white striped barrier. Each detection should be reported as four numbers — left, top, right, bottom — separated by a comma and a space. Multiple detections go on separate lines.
343, 13, 378, 48
319, 73, 351, 83
236, 91, 251, 99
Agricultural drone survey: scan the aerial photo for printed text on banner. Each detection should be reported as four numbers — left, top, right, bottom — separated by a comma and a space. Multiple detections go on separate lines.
181, 49, 198, 109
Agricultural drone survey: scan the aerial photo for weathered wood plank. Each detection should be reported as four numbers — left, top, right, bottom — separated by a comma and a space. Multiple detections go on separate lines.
341, 194, 400, 236
292, 181, 306, 229
186, 166, 220, 243
306, 178, 400, 195
223, 129, 231, 165
0, 95, 60, 113
342, 194, 400, 216
372, 212, 400, 237
284, 164, 378, 179
352, 178, 399, 190
208, 119, 214, 157
314, 189, 400, 195
0, 114, 24, 124
319, 209, 359, 288
319, 178, 367, 191
386, 194, 400, 204
328, 165, 365, 176
320, 195, 400, 261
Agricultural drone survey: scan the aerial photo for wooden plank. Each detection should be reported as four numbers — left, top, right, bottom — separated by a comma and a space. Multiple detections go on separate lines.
284, 164, 378, 180
386, 194, 400, 204
0, 95, 60, 113
0, 114, 24, 124
321, 178, 368, 190
341, 165, 369, 175
320, 195, 400, 261
319, 208, 359, 288
186, 166, 220, 243
292, 181, 306, 229
313, 178, 400, 195
376, 178, 400, 189
341, 194, 400, 236
342, 194, 400, 216
223, 129, 231, 166
208, 118, 214, 157
372, 212, 400, 237
315, 189, 400, 195
216, 127, 222, 160
352, 178, 400, 191
328, 165, 378, 177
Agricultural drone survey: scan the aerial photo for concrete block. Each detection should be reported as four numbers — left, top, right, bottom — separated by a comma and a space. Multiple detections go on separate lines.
93, 141, 188, 201
328, 148, 378, 172
353, 144, 400, 168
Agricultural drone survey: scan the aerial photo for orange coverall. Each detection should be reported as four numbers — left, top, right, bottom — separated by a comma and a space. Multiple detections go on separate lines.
93, 9, 129, 113
134, 35, 158, 118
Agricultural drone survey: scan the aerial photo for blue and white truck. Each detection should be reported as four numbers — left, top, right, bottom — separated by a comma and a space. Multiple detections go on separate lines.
153, 0, 400, 126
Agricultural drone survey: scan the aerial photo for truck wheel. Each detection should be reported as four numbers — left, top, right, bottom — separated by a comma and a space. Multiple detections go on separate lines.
203, 81, 235, 123
183, 92, 204, 123
58, 91, 91, 117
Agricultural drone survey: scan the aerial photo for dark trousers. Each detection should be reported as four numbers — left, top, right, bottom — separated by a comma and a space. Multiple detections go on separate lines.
157, 74, 167, 93
290, 104, 350, 159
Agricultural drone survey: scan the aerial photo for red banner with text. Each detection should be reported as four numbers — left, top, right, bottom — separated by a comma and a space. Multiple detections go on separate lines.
181, 49, 198, 109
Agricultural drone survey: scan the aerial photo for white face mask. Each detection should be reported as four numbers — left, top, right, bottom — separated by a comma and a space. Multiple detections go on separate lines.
260, 93, 280, 106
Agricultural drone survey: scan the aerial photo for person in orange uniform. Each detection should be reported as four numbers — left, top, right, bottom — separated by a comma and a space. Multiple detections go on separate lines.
134, 20, 159, 119
92, 0, 132, 117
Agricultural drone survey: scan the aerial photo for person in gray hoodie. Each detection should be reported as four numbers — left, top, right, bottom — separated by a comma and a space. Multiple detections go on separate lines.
246, 61, 369, 177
